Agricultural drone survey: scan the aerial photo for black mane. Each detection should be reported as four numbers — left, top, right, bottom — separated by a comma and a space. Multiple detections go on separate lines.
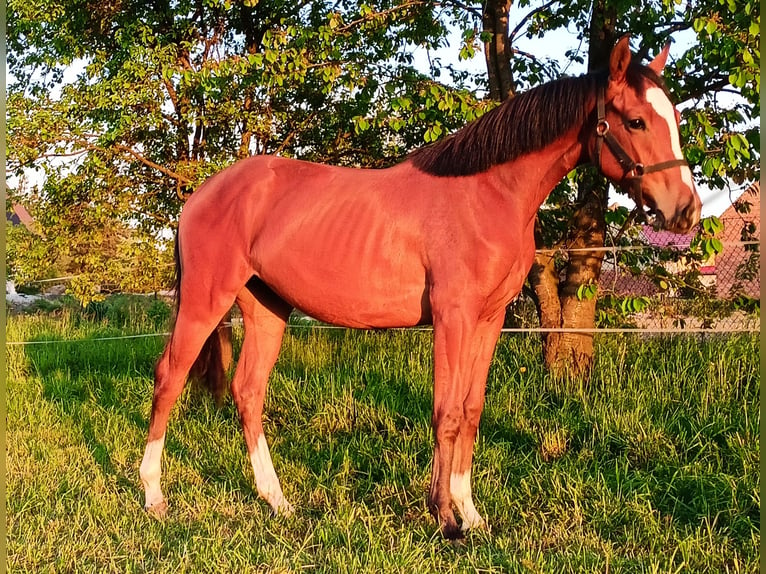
409, 64, 664, 177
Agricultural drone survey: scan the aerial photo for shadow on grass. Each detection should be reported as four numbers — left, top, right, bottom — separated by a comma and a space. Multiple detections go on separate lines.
23, 334, 162, 500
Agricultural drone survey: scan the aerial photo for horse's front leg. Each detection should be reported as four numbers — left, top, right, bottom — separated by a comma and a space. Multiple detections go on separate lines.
450, 309, 505, 532
428, 303, 504, 539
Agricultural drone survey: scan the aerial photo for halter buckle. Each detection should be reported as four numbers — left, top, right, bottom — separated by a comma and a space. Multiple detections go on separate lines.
596, 119, 610, 137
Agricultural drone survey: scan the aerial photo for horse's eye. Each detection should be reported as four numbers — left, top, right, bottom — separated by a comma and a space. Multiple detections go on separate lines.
628, 118, 646, 131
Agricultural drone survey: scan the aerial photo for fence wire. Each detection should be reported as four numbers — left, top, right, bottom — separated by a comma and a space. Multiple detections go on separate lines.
508, 237, 760, 333
6, 240, 761, 341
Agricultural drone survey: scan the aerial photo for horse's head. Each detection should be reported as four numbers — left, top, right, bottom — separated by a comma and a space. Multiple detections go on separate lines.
591, 36, 702, 234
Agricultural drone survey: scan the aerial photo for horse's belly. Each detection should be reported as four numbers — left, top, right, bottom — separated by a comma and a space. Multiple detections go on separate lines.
260, 264, 429, 328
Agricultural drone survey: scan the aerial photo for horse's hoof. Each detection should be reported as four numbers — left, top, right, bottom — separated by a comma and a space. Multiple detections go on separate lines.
461, 516, 489, 533
441, 519, 465, 541
145, 500, 168, 519
273, 500, 295, 518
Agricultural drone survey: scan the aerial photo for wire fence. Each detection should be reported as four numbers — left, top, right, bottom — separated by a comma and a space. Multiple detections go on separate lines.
508, 238, 760, 333
6, 240, 760, 345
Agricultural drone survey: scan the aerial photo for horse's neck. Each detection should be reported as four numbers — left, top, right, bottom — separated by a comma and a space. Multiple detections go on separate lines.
490, 123, 587, 220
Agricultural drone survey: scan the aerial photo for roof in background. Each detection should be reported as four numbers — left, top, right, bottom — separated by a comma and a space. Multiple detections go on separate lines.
7, 204, 35, 228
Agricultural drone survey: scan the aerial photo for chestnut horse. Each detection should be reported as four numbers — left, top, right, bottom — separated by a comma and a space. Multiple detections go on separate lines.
140, 37, 701, 538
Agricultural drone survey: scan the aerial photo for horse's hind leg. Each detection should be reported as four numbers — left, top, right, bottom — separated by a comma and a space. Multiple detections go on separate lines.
231, 278, 293, 515
140, 280, 242, 515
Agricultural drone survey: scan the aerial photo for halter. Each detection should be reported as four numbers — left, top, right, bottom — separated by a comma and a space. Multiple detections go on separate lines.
593, 85, 689, 212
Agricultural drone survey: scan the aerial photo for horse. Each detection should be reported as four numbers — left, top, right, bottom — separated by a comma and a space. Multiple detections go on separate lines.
140, 36, 701, 539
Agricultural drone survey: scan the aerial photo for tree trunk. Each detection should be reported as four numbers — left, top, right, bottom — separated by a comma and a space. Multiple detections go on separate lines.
548, 172, 609, 376
527, 218, 563, 365
482, 0, 515, 101
480, 0, 617, 376
527, 1, 617, 377
238, 93, 254, 159
237, 5, 265, 160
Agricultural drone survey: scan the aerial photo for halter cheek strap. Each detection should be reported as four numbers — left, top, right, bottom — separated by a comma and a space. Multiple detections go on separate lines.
593, 86, 689, 211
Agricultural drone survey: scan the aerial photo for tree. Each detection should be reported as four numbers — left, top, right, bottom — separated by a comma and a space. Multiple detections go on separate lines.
529, 0, 624, 376
6, 0, 489, 303
7, 0, 759, 342
475, 0, 759, 375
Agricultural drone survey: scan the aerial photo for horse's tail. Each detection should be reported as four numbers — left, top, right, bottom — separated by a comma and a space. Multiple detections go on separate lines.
189, 321, 232, 405
173, 234, 232, 405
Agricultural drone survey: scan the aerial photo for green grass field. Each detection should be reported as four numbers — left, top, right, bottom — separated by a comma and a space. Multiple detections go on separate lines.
6, 299, 760, 572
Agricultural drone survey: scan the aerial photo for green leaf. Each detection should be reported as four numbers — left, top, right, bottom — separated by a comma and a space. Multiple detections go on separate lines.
353, 116, 370, 133
576, 283, 598, 301
702, 215, 723, 235
702, 158, 714, 177
712, 216, 723, 234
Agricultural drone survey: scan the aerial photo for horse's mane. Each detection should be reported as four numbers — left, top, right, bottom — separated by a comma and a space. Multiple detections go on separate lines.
409, 63, 666, 177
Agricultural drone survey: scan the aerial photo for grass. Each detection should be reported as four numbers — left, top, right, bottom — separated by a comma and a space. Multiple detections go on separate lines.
6, 298, 760, 572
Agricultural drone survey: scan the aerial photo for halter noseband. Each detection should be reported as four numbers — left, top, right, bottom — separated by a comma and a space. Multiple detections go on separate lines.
593, 85, 689, 212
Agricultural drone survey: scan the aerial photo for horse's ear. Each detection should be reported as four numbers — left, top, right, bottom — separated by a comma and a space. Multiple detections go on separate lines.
648, 41, 671, 74
609, 34, 632, 85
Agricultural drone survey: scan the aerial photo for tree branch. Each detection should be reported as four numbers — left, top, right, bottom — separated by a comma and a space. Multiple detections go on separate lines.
65, 133, 193, 184
680, 77, 732, 103
336, 1, 428, 33
511, 47, 543, 63
111, 142, 192, 184
272, 112, 318, 156
440, 0, 482, 20
508, 0, 558, 43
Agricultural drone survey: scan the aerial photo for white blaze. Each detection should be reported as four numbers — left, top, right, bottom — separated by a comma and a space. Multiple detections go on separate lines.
645, 87, 695, 193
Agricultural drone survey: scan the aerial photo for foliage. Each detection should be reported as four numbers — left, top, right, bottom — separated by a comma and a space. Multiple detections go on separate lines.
513, 0, 759, 248
589, 210, 758, 326
7, 308, 759, 571
500, 1, 759, 345
543, 204, 757, 329
6, 1, 759, 309
6, 0, 487, 304
14, 292, 174, 331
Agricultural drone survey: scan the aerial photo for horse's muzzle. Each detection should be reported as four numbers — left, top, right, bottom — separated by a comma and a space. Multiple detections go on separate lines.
664, 196, 702, 234
642, 190, 701, 234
